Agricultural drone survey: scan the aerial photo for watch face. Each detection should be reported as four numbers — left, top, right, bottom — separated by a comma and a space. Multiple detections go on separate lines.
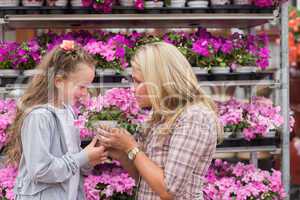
128, 152, 133, 160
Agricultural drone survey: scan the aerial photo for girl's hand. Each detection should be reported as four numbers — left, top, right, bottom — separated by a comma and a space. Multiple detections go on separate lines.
97, 126, 138, 153
84, 137, 108, 166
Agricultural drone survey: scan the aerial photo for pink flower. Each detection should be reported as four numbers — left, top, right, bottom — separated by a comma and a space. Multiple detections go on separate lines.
60, 40, 75, 51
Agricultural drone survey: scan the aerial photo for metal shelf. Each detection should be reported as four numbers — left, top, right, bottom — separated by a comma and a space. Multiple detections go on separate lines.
2, 13, 276, 29
0, 79, 280, 90
216, 146, 280, 154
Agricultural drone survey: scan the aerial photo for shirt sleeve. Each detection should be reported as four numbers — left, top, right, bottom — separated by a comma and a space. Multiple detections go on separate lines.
21, 110, 90, 184
163, 108, 217, 198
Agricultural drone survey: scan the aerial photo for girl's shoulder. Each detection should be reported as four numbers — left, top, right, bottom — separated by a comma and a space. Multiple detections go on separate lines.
23, 105, 58, 125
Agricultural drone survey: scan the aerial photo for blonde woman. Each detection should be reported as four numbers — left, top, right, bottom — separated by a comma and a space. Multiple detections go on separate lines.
98, 42, 222, 200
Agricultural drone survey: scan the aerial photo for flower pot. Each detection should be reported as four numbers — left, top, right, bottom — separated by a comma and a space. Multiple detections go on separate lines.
210, 67, 231, 74
0, 0, 19, 7
47, 0, 68, 6
119, 0, 135, 7
213, 152, 236, 159
0, 69, 20, 77
223, 131, 234, 139
235, 66, 257, 73
187, 0, 208, 8
233, 0, 251, 5
237, 152, 271, 160
96, 69, 117, 76
71, 0, 82, 6
192, 67, 208, 74
210, 0, 229, 5
22, 0, 44, 6
23, 69, 42, 76
166, 0, 186, 8
144, 1, 164, 8
92, 120, 119, 130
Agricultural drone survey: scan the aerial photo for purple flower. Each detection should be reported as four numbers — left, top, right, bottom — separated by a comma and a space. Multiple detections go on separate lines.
192, 39, 210, 57
221, 40, 233, 54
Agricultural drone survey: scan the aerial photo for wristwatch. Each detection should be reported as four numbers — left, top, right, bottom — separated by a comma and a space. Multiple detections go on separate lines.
127, 147, 141, 161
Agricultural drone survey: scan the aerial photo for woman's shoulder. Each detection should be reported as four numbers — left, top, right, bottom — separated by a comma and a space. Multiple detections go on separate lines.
179, 104, 215, 121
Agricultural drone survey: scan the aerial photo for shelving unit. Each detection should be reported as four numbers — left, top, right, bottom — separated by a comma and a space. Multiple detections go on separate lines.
0, 5, 290, 198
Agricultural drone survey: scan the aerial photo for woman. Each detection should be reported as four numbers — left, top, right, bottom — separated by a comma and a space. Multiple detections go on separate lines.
98, 42, 222, 200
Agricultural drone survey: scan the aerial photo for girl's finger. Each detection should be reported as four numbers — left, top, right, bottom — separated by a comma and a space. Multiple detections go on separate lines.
89, 137, 98, 147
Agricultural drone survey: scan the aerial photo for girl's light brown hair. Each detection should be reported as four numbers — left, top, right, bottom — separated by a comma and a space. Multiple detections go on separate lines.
6, 43, 95, 164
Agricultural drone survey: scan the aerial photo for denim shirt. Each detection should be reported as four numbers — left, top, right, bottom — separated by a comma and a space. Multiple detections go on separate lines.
14, 105, 93, 200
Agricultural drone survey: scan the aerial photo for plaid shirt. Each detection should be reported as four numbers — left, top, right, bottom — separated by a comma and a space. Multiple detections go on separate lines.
135, 105, 218, 200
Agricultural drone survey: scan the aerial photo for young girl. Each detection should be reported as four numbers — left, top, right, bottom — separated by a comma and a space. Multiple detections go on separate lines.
6, 40, 107, 200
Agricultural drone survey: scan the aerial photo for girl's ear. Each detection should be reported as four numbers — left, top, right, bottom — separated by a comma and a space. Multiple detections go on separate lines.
54, 75, 64, 89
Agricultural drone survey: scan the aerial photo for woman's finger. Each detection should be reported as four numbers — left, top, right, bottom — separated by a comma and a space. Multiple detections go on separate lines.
96, 128, 111, 137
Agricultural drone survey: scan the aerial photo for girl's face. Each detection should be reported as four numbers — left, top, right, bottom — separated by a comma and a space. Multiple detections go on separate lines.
56, 63, 95, 106
132, 66, 152, 109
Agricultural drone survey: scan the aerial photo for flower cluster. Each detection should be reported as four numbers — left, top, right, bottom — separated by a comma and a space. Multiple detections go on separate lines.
203, 160, 286, 200
0, 42, 19, 70
82, 0, 114, 13
0, 165, 18, 200
84, 163, 135, 200
289, 7, 300, 68
217, 97, 294, 140
0, 40, 42, 70
74, 88, 148, 139
0, 99, 17, 150
0, 29, 271, 72
188, 29, 270, 70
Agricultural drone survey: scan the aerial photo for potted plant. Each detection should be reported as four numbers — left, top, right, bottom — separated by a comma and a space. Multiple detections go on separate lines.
15, 40, 42, 76
0, 0, 19, 7
71, 0, 83, 6
217, 97, 295, 142
22, 0, 44, 6
187, 0, 209, 9
84, 38, 129, 78
0, 165, 18, 200
231, 33, 270, 73
144, 0, 164, 9
203, 160, 286, 200
84, 163, 136, 200
0, 42, 20, 76
46, 0, 68, 6
210, 0, 230, 6
166, 0, 186, 8
74, 88, 148, 140
233, 0, 251, 5
0, 99, 16, 153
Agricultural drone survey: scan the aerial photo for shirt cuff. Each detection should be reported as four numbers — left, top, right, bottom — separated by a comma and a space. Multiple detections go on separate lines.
73, 150, 89, 167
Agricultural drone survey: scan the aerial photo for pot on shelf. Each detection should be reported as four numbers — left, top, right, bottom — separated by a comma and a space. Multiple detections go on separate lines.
0, 0, 20, 7
22, 0, 44, 6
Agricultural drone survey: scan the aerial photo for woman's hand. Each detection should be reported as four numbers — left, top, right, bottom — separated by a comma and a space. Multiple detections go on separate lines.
107, 148, 127, 161
84, 137, 108, 166
96, 126, 138, 153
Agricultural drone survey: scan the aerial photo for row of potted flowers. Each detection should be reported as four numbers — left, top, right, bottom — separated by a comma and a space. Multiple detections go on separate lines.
0, 0, 284, 11
0, 29, 271, 75
0, 89, 293, 150
0, 159, 286, 200
289, 7, 300, 68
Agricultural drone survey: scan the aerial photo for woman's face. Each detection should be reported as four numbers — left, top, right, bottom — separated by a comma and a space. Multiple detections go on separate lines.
132, 66, 152, 109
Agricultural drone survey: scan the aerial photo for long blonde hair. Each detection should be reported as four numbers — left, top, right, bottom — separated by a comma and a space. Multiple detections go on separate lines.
131, 42, 223, 141
6, 44, 95, 165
